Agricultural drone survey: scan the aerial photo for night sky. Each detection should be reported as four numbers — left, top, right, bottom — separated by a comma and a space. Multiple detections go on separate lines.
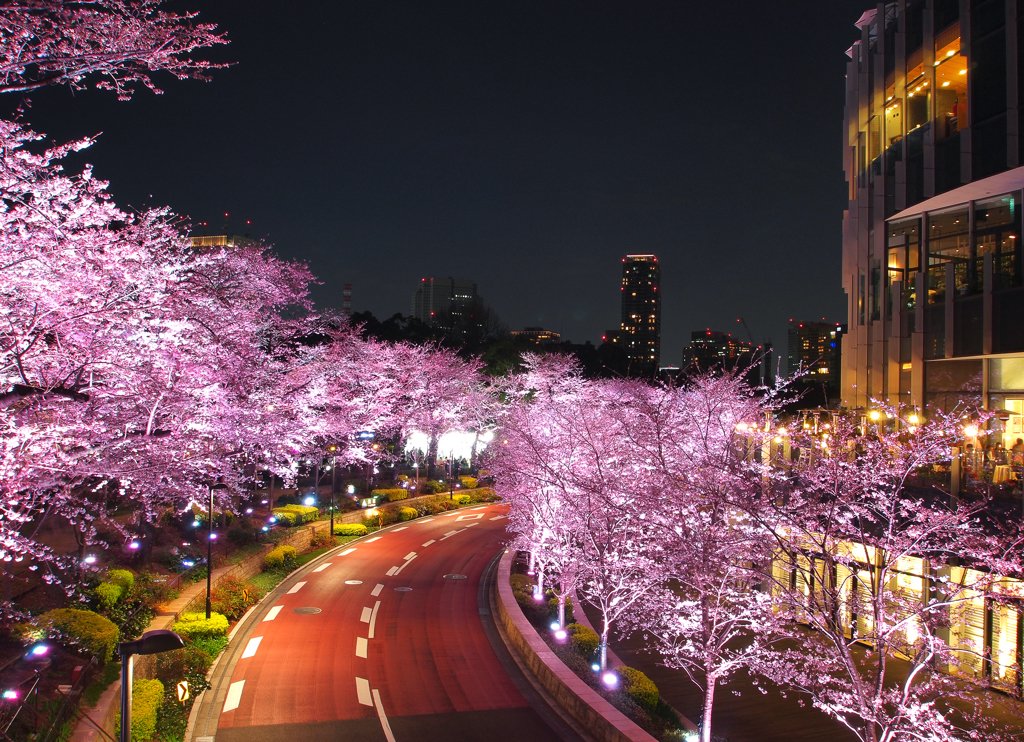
17, 1, 871, 366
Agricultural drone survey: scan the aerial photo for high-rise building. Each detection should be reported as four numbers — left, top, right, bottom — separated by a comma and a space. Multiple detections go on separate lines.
606, 254, 661, 375
841, 3, 1024, 424
683, 330, 754, 371
788, 321, 845, 400
411, 277, 480, 329
511, 327, 561, 345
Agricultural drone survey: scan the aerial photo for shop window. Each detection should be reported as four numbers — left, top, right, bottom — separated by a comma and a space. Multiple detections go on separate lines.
934, 27, 967, 140
906, 72, 931, 132
975, 193, 1021, 288
887, 218, 921, 309
884, 98, 903, 147
928, 207, 970, 296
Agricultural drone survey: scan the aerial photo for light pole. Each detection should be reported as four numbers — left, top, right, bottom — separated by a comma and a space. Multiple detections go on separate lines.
119, 630, 184, 742
206, 485, 213, 619
328, 444, 338, 537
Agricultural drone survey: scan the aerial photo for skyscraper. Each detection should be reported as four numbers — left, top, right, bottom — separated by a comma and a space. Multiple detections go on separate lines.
610, 254, 661, 375
411, 277, 480, 329
841, 3, 1024, 419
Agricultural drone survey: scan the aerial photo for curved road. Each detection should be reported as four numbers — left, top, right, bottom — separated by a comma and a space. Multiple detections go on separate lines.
191, 504, 574, 742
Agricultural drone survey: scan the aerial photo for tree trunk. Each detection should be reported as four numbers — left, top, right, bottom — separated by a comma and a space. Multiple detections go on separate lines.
528, 551, 536, 574
557, 593, 566, 628
469, 430, 480, 471
426, 433, 439, 480
701, 675, 718, 742
536, 568, 545, 602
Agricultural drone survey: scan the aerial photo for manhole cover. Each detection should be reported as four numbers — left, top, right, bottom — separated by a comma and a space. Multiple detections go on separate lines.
443, 574, 468, 580
344, 580, 363, 585
291, 607, 322, 614
394, 587, 413, 592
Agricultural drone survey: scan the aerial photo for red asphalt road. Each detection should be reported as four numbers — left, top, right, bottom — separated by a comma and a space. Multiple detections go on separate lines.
215, 504, 536, 736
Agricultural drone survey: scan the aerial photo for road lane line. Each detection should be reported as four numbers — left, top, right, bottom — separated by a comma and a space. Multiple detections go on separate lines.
356, 677, 372, 706
371, 583, 384, 596
368, 600, 381, 638
222, 680, 244, 712
365, 536, 382, 543
360, 606, 372, 622
418, 518, 435, 523
391, 526, 408, 532
489, 515, 505, 521
263, 605, 283, 621
312, 563, 332, 572
439, 530, 460, 541
241, 636, 262, 659
403, 551, 417, 560
372, 689, 397, 742
464, 523, 478, 528
422, 540, 436, 547
340, 548, 357, 555
469, 505, 487, 510
393, 555, 417, 575
356, 637, 368, 658
385, 566, 398, 576
440, 511, 462, 517
287, 581, 307, 594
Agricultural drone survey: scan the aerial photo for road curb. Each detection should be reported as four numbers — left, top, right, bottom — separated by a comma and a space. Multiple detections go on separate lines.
493, 550, 658, 742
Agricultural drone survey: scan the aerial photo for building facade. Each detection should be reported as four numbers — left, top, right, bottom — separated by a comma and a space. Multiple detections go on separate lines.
411, 277, 479, 328
842, 1, 1024, 433
684, 330, 754, 371
510, 327, 562, 345
788, 321, 845, 397
606, 254, 661, 375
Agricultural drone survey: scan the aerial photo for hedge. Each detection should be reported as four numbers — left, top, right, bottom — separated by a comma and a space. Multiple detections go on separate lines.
452, 493, 470, 505
471, 487, 498, 502
334, 523, 367, 537
274, 504, 319, 523
459, 476, 477, 489
398, 507, 418, 521
371, 488, 408, 502
17, 609, 120, 663
171, 612, 229, 640
114, 679, 163, 742
263, 544, 297, 571
423, 480, 448, 494
567, 623, 600, 657
618, 666, 659, 712
95, 569, 135, 609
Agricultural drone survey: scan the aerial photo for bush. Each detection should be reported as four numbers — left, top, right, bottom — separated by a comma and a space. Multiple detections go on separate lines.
618, 666, 659, 712
17, 609, 120, 663
333, 523, 367, 537
362, 506, 399, 527
310, 530, 336, 549
452, 493, 470, 505
94, 569, 135, 609
471, 487, 499, 502
270, 509, 299, 526
397, 507, 418, 521
459, 476, 478, 489
154, 643, 213, 690
170, 612, 229, 640
568, 623, 600, 657
509, 574, 533, 595
371, 488, 408, 502
210, 576, 262, 620
263, 545, 297, 572
423, 479, 448, 494
114, 678, 163, 742
547, 595, 574, 624
227, 517, 259, 546
278, 503, 320, 523
191, 504, 234, 526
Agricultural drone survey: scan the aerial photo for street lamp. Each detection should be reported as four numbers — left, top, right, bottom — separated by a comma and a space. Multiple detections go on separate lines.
328, 444, 338, 537
119, 631, 184, 742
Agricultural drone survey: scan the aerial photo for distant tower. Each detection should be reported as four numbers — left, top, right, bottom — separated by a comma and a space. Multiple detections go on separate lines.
617, 254, 661, 374
343, 283, 352, 318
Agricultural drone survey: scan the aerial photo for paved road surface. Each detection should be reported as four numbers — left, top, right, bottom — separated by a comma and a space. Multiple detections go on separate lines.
193, 504, 576, 742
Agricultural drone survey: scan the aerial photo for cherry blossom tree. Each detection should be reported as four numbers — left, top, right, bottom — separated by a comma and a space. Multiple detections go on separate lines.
757, 405, 1022, 742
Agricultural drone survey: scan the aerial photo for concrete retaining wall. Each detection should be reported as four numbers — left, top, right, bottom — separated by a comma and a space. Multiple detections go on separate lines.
494, 550, 657, 742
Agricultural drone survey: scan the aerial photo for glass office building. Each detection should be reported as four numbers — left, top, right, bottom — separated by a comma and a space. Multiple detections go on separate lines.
842, 0, 1024, 434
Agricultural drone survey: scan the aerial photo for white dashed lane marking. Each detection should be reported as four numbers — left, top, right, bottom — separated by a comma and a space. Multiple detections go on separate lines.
356, 677, 372, 706
393, 555, 417, 575
368, 600, 381, 638
286, 581, 306, 594
312, 563, 331, 572
490, 515, 505, 521
371, 583, 384, 596
263, 605, 283, 621
418, 518, 435, 524
403, 551, 417, 560
340, 548, 357, 556
356, 637, 368, 658
391, 527, 408, 532
385, 566, 398, 576
373, 689, 397, 742
469, 505, 488, 510
365, 536, 382, 543
223, 680, 244, 713
241, 636, 262, 659
422, 540, 436, 547
360, 607, 372, 623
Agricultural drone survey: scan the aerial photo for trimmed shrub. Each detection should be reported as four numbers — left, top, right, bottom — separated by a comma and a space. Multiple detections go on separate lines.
459, 476, 478, 489
171, 612, 229, 640
333, 523, 367, 537
567, 623, 600, 657
94, 569, 135, 610
619, 666, 659, 712
397, 507, 418, 521
263, 545, 297, 572
210, 576, 262, 620
371, 488, 408, 502
227, 517, 259, 546
154, 643, 212, 690
547, 595, 574, 624
509, 574, 533, 595
17, 609, 120, 663
471, 487, 499, 502
275, 504, 319, 523
310, 530, 336, 549
452, 493, 470, 506
270, 509, 300, 526
423, 479, 448, 494
114, 678, 163, 742
191, 504, 234, 526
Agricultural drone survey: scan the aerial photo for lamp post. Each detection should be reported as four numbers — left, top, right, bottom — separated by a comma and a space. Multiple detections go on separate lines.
119, 630, 184, 742
328, 444, 338, 537
206, 485, 213, 619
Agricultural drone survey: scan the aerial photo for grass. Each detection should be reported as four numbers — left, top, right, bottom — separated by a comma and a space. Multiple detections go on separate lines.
224, 542, 267, 565
82, 661, 121, 707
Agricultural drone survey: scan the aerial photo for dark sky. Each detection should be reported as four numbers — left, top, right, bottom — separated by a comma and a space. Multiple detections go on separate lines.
20, 1, 870, 365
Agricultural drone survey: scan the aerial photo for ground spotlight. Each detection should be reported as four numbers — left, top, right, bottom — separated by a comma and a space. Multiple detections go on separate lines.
602, 672, 618, 688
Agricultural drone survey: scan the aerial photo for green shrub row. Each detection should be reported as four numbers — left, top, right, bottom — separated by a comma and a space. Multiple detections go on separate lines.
210, 575, 263, 620
568, 623, 599, 656
333, 523, 367, 537
114, 678, 163, 742
170, 612, 229, 640
263, 544, 297, 572
459, 476, 478, 488
272, 504, 318, 525
618, 666, 659, 712
371, 488, 408, 502
398, 506, 418, 521
94, 568, 135, 610
16, 609, 120, 663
